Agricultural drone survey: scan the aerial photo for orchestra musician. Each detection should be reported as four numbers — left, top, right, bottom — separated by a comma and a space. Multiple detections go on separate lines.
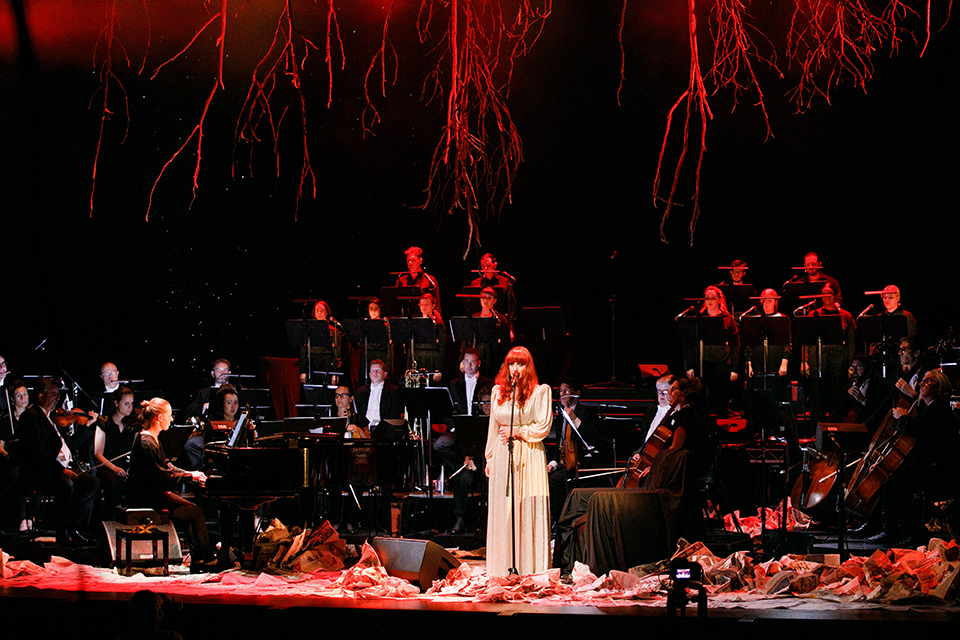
208, 385, 240, 422
298, 300, 343, 385
800, 282, 856, 421
470, 253, 517, 327
484, 346, 552, 577
96, 362, 121, 414
180, 358, 233, 469
1, 379, 29, 530
827, 354, 892, 435
546, 377, 601, 524
354, 360, 405, 440
868, 370, 960, 546
0, 355, 9, 417
895, 337, 934, 400
629, 377, 708, 473
93, 386, 139, 513
396, 246, 440, 314
636, 375, 676, 450
434, 349, 494, 533
683, 285, 740, 417
126, 397, 216, 571
15, 378, 101, 545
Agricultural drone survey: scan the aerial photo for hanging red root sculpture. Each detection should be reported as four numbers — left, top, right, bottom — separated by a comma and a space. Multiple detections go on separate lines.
146, 0, 228, 220
233, 0, 344, 220
366, 0, 551, 256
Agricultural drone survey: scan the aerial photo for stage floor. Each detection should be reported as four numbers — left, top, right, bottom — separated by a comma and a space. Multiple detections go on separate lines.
3, 535, 959, 640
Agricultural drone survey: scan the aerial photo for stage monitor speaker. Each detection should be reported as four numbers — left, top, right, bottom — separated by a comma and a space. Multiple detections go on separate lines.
102, 520, 184, 564
370, 537, 459, 591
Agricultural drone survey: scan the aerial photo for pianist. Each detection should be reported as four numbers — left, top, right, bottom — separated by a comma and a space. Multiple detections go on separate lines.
126, 397, 217, 571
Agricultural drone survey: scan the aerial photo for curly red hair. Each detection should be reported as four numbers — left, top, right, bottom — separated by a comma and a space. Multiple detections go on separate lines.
495, 346, 539, 408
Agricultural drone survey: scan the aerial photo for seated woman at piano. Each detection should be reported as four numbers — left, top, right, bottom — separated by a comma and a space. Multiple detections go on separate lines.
125, 397, 216, 571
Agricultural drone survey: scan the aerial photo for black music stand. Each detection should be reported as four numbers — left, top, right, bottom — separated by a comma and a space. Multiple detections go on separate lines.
718, 283, 757, 322
448, 317, 474, 345
677, 316, 727, 377
792, 315, 843, 420
401, 386, 455, 495
285, 319, 336, 385
819, 422, 868, 561
782, 282, 827, 317
741, 316, 791, 383
858, 314, 908, 378
359, 318, 391, 383
459, 286, 484, 316
380, 285, 422, 318
451, 415, 488, 461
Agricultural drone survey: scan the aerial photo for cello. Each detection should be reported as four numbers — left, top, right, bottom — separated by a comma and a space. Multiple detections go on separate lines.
617, 393, 684, 488
843, 395, 917, 523
843, 334, 953, 522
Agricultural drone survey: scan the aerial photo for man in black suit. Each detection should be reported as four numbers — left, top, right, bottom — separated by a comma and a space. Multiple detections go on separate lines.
15, 378, 100, 545
435, 348, 493, 532
547, 377, 602, 523
354, 359, 404, 440
179, 358, 232, 469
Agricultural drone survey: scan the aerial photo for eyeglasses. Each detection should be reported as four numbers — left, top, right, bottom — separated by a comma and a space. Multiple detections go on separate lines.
657, 390, 671, 396
335, 393, 352, 398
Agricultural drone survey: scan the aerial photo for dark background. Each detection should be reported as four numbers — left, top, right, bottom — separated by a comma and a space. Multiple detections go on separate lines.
1, 1, 957, 408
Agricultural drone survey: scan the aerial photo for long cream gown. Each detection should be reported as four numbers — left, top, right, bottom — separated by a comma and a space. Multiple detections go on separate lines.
484, 383, 552, 577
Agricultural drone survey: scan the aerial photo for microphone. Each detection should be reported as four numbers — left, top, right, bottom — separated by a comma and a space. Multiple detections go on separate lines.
858, 303, 875, 319
738, 305, 757, 322
498, 270, 517, 283
35, 339, 47, 351
675, 305, 697, 321
511, 371, 520, 384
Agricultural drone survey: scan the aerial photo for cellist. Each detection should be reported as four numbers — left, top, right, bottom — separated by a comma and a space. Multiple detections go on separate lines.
626, 377, 708, 486
868, 370, 960, 546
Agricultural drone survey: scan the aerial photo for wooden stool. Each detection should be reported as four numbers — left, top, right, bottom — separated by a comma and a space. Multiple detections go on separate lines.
115, 528, 170, 576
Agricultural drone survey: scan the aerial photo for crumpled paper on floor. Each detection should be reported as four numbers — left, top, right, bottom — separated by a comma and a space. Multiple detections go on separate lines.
254, 519, 346, 574
725, 499, 812, 538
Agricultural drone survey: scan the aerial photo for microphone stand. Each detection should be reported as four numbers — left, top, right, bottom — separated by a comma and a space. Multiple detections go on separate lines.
36, 340, 96, 411
506, 375, 519, 576
5, 387, 14, 437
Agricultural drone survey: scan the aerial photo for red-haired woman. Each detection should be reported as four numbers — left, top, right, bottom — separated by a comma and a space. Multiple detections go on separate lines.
484, 346, 552, 577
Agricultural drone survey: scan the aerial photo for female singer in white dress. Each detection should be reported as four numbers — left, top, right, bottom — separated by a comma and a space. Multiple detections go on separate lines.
484, 346, 552, 577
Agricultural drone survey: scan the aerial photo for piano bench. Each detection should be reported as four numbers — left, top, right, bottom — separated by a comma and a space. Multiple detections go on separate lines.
115, 527, 170, 577
115, 506, 171, 526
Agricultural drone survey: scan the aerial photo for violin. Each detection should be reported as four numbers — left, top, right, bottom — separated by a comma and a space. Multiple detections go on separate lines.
558, 406, 578, 473
121, 407, 145, 429
52, 408, 94, 428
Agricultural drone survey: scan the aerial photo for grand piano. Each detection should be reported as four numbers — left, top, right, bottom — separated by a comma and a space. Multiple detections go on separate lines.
204, 413, 415, 566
